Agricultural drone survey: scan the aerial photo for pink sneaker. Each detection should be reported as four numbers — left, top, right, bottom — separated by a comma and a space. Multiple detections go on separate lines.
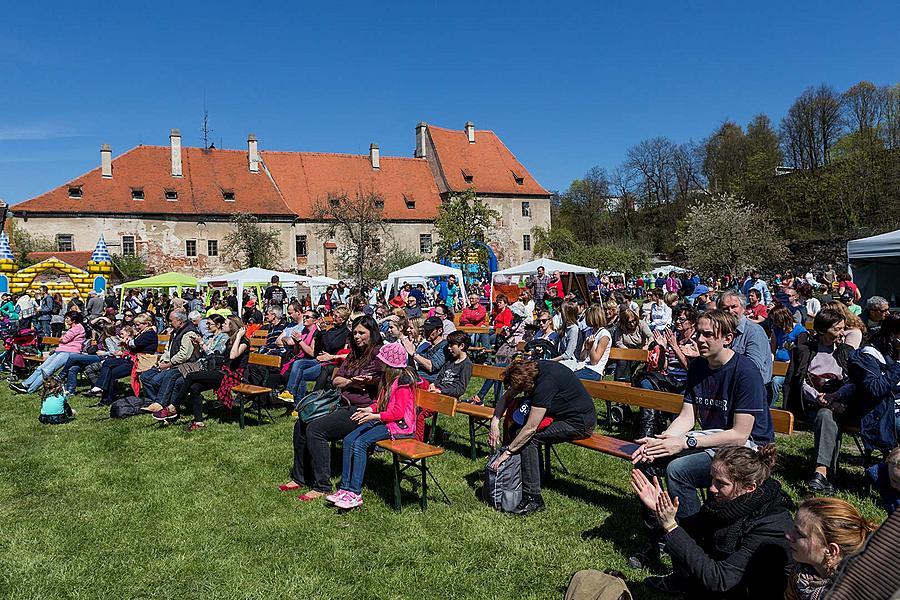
326, 489, 350, 504
335, 492, 363, 509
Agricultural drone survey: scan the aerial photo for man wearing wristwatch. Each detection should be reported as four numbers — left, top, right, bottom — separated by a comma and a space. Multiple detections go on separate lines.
627, 309, 772, 570
399, 316, 447, 383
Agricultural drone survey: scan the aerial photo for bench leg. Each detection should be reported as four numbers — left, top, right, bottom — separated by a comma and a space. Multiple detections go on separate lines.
543, 443, 553, 480
468, 416, 477, 460
427, 466, 451, 506
392, 453, 402, 512
239, 395, 245, 429
420, 458, 428, 511
550, 445, 570, 475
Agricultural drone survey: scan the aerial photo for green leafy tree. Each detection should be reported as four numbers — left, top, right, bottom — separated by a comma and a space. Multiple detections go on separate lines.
8, 220, 55, 268
531, 225, 650, 276
111, 254, 147, 280
312, 190, 386, 286
679, 194, 788, 276
222, 213, 284, 269
433, 188, 499, 280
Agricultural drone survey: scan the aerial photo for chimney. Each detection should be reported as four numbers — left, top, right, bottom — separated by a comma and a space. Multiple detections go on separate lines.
465, 121, 475, 144
415, 122, 427, 158
169, 129, 182, 177
248, 133, 259, 173
100, 144, 112, 178
369, 143, 380, 170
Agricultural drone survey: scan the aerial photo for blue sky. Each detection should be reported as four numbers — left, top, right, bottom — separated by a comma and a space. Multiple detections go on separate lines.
1, 1, 898, 204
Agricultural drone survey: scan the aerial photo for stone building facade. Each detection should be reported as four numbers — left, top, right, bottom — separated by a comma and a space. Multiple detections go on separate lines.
12, 122, 551, 277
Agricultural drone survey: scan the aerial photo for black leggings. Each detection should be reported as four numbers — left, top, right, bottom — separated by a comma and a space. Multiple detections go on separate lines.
176, 370, 225, 421
290, 406, 359, 492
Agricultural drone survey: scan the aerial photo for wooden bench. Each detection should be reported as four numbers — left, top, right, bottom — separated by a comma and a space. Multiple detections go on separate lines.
457, 325, 490, 335
772, 361, 789, 377
24, 337, 62, 364
376, 389, 456, 511
230, 353, 282, 428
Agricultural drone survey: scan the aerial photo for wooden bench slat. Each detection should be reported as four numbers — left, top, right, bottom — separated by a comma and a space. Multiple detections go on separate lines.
415, 389, 457, 416
608, 347, 649, 362
472, 364, 505, 381
455, 403, 494, 419
376, 439, 445, 460
249, 353, 281, 368
770, 408, 794, 435
232, 384, 271, 395
571, 434, 640, 460
772, 361, 789, 377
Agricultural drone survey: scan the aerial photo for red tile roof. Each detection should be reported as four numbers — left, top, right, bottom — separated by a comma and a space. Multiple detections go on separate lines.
427, 125, 549, 196
26, 251, 95, 271
14, 146, 294, 217
261, 151, 440, 220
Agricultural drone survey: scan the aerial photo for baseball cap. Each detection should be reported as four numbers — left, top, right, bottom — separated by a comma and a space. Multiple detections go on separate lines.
422, 316, 443, 333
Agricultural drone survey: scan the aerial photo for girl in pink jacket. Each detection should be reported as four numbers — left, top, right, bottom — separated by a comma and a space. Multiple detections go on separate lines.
328, 342, 418, 510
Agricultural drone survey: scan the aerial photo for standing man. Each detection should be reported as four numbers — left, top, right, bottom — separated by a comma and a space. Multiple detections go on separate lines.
85, 290, 105, 320
527, 266, 551, 303
264, 275, 286, 310
629, 309, 771, 569
740, 270, 773, 306
823, 263, 837, 287
36, 286, 53, 337
399, 316, 447, 384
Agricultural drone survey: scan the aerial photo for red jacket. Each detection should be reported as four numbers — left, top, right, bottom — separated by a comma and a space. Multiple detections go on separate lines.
460, 304, 487, 326
492, 307, 513, 333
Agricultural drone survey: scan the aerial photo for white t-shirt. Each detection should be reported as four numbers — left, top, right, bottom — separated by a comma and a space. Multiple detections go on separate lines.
805, 297, 821, 317
582, 328, 612, 375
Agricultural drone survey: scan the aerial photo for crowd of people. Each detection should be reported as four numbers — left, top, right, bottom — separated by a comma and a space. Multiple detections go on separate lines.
5, 265, 898, 598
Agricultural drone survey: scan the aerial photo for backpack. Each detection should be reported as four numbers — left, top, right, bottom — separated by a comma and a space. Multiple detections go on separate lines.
110, 395, 152, 418
483, 446, 522, 512
295, 389, 342, 423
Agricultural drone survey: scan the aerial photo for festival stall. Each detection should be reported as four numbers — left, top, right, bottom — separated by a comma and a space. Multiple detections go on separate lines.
117, 272, 198, 309
198, 268, 308, 306
386, 260, 467, 302
491, 258, 597, 304
848, 229, 900, 304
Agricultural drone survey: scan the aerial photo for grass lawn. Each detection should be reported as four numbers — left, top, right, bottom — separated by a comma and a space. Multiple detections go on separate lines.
0, 379, 887, 600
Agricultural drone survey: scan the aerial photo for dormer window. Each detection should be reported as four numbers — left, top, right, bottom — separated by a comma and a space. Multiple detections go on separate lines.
131, 187, 144, 200
330, 197, 341, 208
67, 186, 83, 199
374, 198, 384, 209
462, 168, 474, 184
511, 170, 524, 185
165, 189, 178, 201
222, 189, 235, 202
404, 194, 416, 209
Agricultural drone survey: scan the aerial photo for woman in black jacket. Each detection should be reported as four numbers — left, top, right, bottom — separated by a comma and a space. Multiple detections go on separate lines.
631, 444, 793, 599
782, 308, 856, 494
847, 312, 900, 454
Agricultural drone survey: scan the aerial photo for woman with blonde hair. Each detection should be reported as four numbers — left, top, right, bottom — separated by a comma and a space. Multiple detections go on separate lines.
572, 305, 611, 381
553, 301, 582, 361
786, 497, 877, 599
822, 300, 866, 349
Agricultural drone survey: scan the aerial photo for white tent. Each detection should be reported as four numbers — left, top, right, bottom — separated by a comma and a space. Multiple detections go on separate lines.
491, 258, 597, 305
198, 267, 309, 305
492, 257, 597, 277
307, 276, 342, 306
647, 264, 688, 275
848, 229, 900, 303
386, 260, 467, 300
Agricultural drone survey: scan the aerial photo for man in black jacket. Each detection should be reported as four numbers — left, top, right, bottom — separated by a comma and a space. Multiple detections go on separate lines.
783, 308, 856, 495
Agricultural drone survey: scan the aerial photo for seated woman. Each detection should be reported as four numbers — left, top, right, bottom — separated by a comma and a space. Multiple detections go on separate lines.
164, 316, 249, 430
783, 308, 855, 495
572, 304, 612, 382
281, 309, 319, 401
11, 311, 85, 394
769, 303, 809, 405
822, 300, 866, 349
848, 312, 900, 456
58, 322, 120, 395
786, 497, 877, 599
613, 308, 652, 381
280, 315, 383, 500
326, 342, 418, 509
553, 301, 582, 361
311, 306, 352, 392
489, 360, 597, 515
89, 313, 158, 406
631, 444, 792, 598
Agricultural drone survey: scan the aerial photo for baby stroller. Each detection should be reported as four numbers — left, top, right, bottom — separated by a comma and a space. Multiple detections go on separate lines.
0, 327, 40, 381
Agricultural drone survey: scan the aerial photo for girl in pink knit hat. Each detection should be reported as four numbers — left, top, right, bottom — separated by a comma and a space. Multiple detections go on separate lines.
328, 342, 419, 509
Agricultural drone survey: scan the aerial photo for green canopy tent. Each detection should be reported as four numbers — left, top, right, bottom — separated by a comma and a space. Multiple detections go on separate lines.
118, 272, 198, 310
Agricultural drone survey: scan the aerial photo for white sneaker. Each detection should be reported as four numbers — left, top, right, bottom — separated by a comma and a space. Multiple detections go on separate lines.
325, 489, 350, 504
335, 492, 363, 509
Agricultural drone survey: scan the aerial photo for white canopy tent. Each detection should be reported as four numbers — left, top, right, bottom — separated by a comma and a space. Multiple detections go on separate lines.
646, 264, 688, 275
307, 276, 341, 306
491, 258, 597, 304
386, 260, 467, 301
198, 267, 309, 306
848, 229, 900, 303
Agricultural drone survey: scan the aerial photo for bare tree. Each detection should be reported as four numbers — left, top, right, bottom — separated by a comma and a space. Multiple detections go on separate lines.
842, 81, 886, 135
779, 85, 843, 169
884, 84, 900, 150
311, 190, 386, 286
624, 137, 677, 206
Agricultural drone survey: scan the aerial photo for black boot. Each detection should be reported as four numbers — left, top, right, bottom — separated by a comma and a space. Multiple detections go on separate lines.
639, 408, 661, 439
628, 536, 663, 570
513, 493, 545, 515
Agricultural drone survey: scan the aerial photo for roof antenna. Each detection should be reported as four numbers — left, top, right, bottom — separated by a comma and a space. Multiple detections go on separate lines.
201, 95, 214, 150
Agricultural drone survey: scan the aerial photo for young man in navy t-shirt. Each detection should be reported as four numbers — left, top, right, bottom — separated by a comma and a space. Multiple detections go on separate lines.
628, 309, 770, 570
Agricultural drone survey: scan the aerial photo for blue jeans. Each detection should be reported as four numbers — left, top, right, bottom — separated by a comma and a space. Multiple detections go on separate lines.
476, 360, 507, 401
36, 319, 51, 337
339, 421, 391, 494
61, 353, 101, 394
574, 367, 603, 381
287, 358, 321, 398
652, 450, 713, 519
23, 351, 74, 393
140, 367, 183, 405
770, 375, 785, 407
